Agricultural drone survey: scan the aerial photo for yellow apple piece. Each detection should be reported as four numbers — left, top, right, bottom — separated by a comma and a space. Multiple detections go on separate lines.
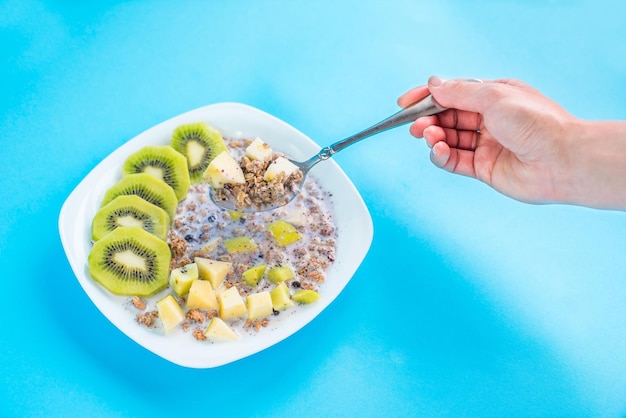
270, 282, 294, 311
217, 286, 248, 320
204, 317, 239, 341
169, 263, 199, 296
264, 156, 299, 181
223, 236, 257, 253
245, 137, 273, 162
283, 205, 309, 227
156, 294, 184, 333
246, 291, 274, 320
186, 279, 219, 310
267, 264, 294, 284
267, 220, 302, 246
194, 257, 232, 289
202, 150, 245, 188
242, 264, 266, 287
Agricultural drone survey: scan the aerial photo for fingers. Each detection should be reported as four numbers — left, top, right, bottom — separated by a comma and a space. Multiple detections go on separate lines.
419, 124, 480, 151
410, 110, 482, 137
436, 109, 483, 132
430, 141, 477, 178
428, 75, 514, 115
397, 85, 431, 108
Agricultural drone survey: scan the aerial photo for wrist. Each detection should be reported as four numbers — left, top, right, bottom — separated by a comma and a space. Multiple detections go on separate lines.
561, 119, 626, 210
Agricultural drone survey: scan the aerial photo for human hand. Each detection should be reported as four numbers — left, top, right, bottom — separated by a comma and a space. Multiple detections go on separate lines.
398, 76, 580, 205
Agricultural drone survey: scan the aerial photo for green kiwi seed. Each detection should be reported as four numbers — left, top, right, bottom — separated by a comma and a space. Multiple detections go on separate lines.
122, 145, 191, 201
170, 122, 228, 182
88, 226, 171, 296
101, 173, 178, 221
91, 195, 170, 242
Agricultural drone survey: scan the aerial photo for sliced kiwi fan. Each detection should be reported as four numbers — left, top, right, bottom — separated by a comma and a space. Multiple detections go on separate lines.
88, 226, 171, 296
170, 122, 228, 182
88, 121, 227, 298
122, 145, 191, 201
91, 194, 170, 242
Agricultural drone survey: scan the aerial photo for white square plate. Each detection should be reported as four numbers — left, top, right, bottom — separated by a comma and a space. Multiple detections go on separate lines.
58, 102, 373, 368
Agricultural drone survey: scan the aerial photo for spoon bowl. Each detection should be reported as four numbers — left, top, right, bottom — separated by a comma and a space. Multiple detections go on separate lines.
210, 94, 446, 212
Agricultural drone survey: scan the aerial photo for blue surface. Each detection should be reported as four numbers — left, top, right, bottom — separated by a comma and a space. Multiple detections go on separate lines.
1, 0, 626, 416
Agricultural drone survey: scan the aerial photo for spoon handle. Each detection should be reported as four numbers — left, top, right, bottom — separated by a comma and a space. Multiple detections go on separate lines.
304, 95, 447, 169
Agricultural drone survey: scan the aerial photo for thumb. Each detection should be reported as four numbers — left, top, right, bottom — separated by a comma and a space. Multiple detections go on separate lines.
428, 76, 490, 114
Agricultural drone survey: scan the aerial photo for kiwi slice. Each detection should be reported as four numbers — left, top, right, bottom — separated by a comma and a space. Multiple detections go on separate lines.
170, 122, 227, 182
92, 195, 170, 242
88, 226, 171, 296
122, 145, 191, 201
101, 173, 178, 221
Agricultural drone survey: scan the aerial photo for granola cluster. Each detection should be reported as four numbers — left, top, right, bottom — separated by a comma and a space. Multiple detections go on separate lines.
212, 139, 304, 210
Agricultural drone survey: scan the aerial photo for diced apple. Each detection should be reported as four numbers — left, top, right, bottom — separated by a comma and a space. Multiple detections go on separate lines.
264, 157, 299, 182
194, 257, 232, 289
203, 150, 245, 188
213, 284, 228, 297
270, 282, 294, 311
245, 138, 273, 162
292, 289, 321, 304
242, 264, 266, 287
186, 279, 219, 310
156, 294, 184, 333
267, 265, 294, 284
204, 317, 239, 341
246, 291, 274, 320
223, 236, 257, 253
169, 263, 199, 296
282, 205, 309, 227
217, 286, 248, 320
267, 220, 302, 246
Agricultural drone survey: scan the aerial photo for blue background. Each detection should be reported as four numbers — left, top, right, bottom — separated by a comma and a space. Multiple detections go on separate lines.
2, 0, 626, 417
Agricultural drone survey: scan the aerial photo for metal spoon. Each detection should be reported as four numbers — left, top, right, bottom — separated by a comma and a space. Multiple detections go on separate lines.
210, 94, 446, 212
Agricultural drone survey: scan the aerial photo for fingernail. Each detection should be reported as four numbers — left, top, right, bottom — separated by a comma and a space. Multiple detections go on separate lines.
429, 146, 439, 166
429, 75, 445, 87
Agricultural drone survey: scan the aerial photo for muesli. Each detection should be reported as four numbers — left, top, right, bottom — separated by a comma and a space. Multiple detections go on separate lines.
88, 127, 337, 343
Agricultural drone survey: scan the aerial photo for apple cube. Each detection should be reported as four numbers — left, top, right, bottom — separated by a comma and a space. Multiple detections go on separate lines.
283, 205, 309, 227
186, 279, 219, 310
195, 257, 232, 289
264, 157, 299, 182
246, 291, 274, 320
223, 236, 257, 254
267, 220, 302, 246
169, 263, 199, 296
267, 265, 294, 284
204, 317, 239, 341
270, 282, 294, 311
242, 264, 266, 287
292, 289, 321, 304
156, 294, 184, 333
245, 138, 273, 162
217, 286, 248, 320
203, 150, 245, 188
